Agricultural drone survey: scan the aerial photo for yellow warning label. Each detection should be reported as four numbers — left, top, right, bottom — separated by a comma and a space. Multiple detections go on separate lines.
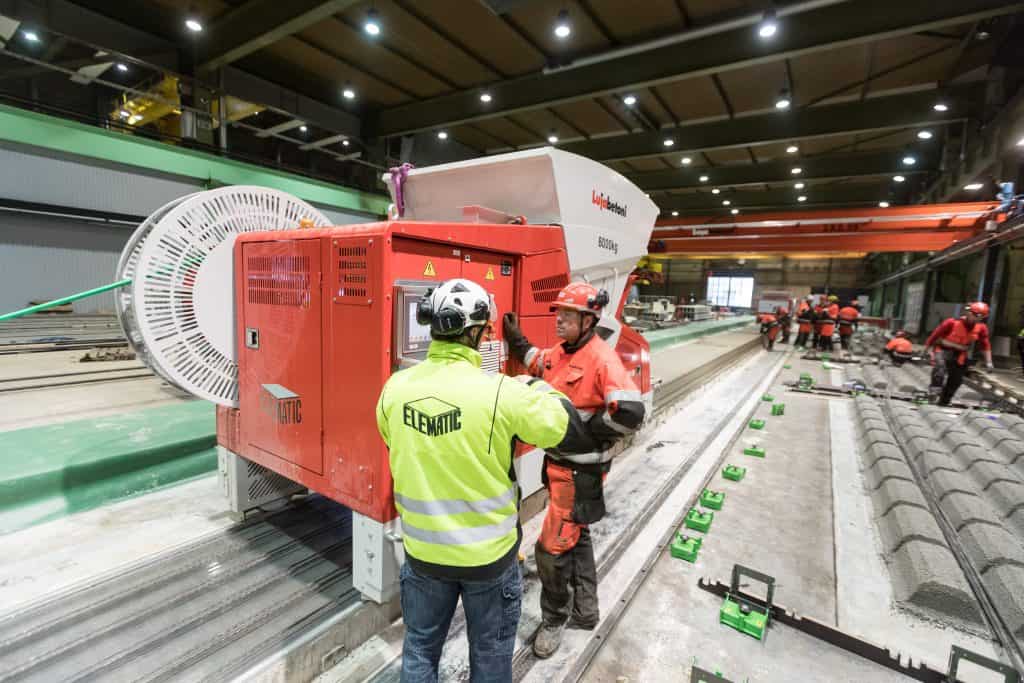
485, 267, 495, 281
423, 260, 436, 277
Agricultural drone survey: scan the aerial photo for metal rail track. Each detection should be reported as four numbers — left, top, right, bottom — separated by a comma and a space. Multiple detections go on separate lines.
0, 367, 153, 393
0, 497, 358, 683
367, 336, 764, 683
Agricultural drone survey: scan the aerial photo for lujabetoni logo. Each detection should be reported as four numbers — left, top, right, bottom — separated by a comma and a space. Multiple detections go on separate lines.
591, 190, 627, 217
403, 397, 462, 436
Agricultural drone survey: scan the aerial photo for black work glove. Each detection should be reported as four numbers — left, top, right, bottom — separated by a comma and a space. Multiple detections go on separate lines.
502, 312, 531, 362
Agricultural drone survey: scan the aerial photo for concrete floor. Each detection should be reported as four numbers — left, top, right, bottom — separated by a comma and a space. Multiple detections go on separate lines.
0, 350, 190, 432
585, 350, 1002, 683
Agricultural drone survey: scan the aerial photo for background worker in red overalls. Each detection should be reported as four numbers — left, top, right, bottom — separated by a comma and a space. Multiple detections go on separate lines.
924, 301, 994, 405
759, 311, 780, 351
818, 295, 840, 352
837, 300, 861, 352
885, 330, 914, 365
502, 282, 646, 659
795, 296, 814, 348
811, 296, 825, 349
775, 305, 791, 344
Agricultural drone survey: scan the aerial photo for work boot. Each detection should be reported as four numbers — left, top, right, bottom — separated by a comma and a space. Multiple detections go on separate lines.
532, 622, 564, 658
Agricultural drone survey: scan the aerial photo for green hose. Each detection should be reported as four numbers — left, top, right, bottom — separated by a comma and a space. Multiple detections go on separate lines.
0, 278, 132, 322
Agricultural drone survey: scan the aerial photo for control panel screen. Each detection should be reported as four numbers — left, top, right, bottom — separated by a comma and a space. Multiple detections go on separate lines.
406, 300, 431, 349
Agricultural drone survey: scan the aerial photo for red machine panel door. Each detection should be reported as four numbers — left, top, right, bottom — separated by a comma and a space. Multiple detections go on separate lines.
239, 240, 324, 475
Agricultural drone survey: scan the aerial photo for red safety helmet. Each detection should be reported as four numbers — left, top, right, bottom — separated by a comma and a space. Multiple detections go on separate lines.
967, 301, 990, 317
550, 282, 610, 316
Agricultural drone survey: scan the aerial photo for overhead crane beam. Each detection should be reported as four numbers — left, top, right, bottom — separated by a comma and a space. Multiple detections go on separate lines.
650, 230, 979, 254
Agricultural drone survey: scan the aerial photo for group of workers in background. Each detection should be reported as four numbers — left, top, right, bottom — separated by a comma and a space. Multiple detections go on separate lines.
759, 294, 862, 353
376, 278, 643, 681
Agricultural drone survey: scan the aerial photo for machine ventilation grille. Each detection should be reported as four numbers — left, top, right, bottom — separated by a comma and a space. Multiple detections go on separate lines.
246, 458, 304, 501
530, 274, 569, 303
479, 340, 506, 375
337, 244, 370, 302
130, 186, 329, 407
246, 256, 311, 307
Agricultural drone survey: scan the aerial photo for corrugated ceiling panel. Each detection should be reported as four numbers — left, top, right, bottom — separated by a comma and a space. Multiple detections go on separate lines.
586, 0, 683, 41
551, 99, 628, 136
716, 61, 788, 114
656, 76, 729, 123
504, 0, 612, 58
791, 44, 870, 106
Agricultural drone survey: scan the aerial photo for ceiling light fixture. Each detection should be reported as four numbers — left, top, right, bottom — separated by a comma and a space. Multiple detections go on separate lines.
902, 155, 917, 166
712, 188, 721, 194
933, 102, 949, 112
554, 9, 571, 39
963, 182, 984, 191
786, 145, 799, 154
722, 200, 731, 206
480, 92, 492, 103
917, 130, 933, 140
671, 211, 679, 217
118, 109, 130, 119
878, 201, 890, 208
794, 182, 805, 189
548, 133, 559, 144
731, 208, 740, 215
22, 30, 40, 42
364, 9, 382, 36
185, 18, 203, 33
663, 138, 674, 147
437, 131, 448, 140
1017, 137, 1024, 147
699, 175, 709, 182
299, 125, 308, 133
893, 175, 905, 183
342, 139, 350, 146
775, 89, 791, 110
681, 156, 692, 165
791, 167, 802, 175
342, 87, 356, 100
758, 9, 778, 39
623, 94, 637, 106
797, 195, 807, 202
115, 63, 128, 72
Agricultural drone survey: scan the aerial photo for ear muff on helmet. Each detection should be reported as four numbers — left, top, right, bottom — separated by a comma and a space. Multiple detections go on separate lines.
432, 306, 466, 335
588, 289, 611, 312
416, 288, 435, 326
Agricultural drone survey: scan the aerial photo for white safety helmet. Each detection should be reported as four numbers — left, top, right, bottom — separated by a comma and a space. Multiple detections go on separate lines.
417, 278, 495, 337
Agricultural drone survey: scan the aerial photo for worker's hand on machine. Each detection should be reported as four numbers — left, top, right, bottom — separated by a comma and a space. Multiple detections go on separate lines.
502, 312, 523, 341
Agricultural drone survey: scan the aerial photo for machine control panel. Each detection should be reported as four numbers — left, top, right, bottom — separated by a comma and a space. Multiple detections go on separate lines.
394, 281, 434, 369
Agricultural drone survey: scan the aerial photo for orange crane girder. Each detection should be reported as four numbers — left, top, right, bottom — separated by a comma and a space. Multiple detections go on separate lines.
650, 230, 978, 254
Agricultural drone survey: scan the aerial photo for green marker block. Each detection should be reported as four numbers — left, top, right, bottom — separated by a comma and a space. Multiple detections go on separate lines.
743, 445, 765, 458
685, 507, 714, 533
761, 394, 774, 402
783, 364, 792, 369
799, 372, 813, 382
700, 488, 725, 510
771, 403, 785, 416
722, 464, 746, 481
749, 419, 765, 430
821, 353, 831, 361
720, 596, 768, 640
670, 532, 702, 563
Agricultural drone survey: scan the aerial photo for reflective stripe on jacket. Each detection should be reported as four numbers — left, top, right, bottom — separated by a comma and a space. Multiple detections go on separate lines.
376, 340, 575, 579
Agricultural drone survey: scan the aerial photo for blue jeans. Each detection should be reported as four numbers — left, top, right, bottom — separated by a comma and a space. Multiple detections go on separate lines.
400, 561, 522, 683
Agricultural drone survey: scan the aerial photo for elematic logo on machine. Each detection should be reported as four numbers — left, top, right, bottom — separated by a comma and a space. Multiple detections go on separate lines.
403, 397, 462, 436
260, 384, 302, 424
591, 189, 627, 218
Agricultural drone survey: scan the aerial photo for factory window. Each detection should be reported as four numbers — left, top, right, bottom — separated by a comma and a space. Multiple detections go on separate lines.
706, 275, 754, 309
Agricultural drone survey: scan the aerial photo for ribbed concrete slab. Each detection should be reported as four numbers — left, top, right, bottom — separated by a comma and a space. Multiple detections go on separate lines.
888, 540, 982, 625
982, 565, 1024, 638
864, 458, 915, 490
863, 442, 906, 468
965, 461, 1021, 491
929, 469, 981, 500
863, 365, 889, 389
958, 522, 1024, 573
884, 366, 919, 393
874, 480, 930, 517
989, 481, 1024, 521
939, 491, 1003, 531
877, 505, 946, 553
862, 428, 899, 448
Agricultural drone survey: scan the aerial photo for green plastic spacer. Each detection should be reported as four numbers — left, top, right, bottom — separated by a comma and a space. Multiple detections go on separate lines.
799, 372, 813, 382
748, 419, 765, 430
685, 507, 714, 533
720, 596, 768, 640
743, 445, 765, 458
670, 532, 702, 562
761, 394, 774, 402
700, 488, 725, 510
771, 403, 785, 416
821, 353, 831, 361
722, 464, 747, 481
783, 364, 792, 369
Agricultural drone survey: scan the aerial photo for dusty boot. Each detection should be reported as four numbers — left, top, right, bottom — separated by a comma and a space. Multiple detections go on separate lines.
532, 622, 564, 658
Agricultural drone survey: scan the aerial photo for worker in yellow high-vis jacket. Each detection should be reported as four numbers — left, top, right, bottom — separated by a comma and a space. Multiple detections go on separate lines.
376, 278, 595, 683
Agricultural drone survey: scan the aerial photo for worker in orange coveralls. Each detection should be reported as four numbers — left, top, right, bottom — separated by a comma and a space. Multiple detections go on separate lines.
759, 311, 780, 351
775, 306, 791, 344
795, 296, 814, 348
837, 300, 861, 353
886, 330, 914, 365
502, 282, 646, 659
818, 295, 840, 352
925, 301, 994, 406
811, 296, 825, 348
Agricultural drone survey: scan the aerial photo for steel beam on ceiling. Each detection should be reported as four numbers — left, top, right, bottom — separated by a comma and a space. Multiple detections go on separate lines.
631, 150, 933, 191
657, 185, 891, 213
654, 202, 997, 230
367, 0, 1023, 137
299, 133, 350, 150
561, 89, 972, 162
255, 119, 306, 138
197, 0, 361, 73
651, 230, 979, 254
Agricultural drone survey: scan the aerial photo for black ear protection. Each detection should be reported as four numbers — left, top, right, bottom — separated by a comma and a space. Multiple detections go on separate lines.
588, 289, 610, 311
416, 288, 435, 327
